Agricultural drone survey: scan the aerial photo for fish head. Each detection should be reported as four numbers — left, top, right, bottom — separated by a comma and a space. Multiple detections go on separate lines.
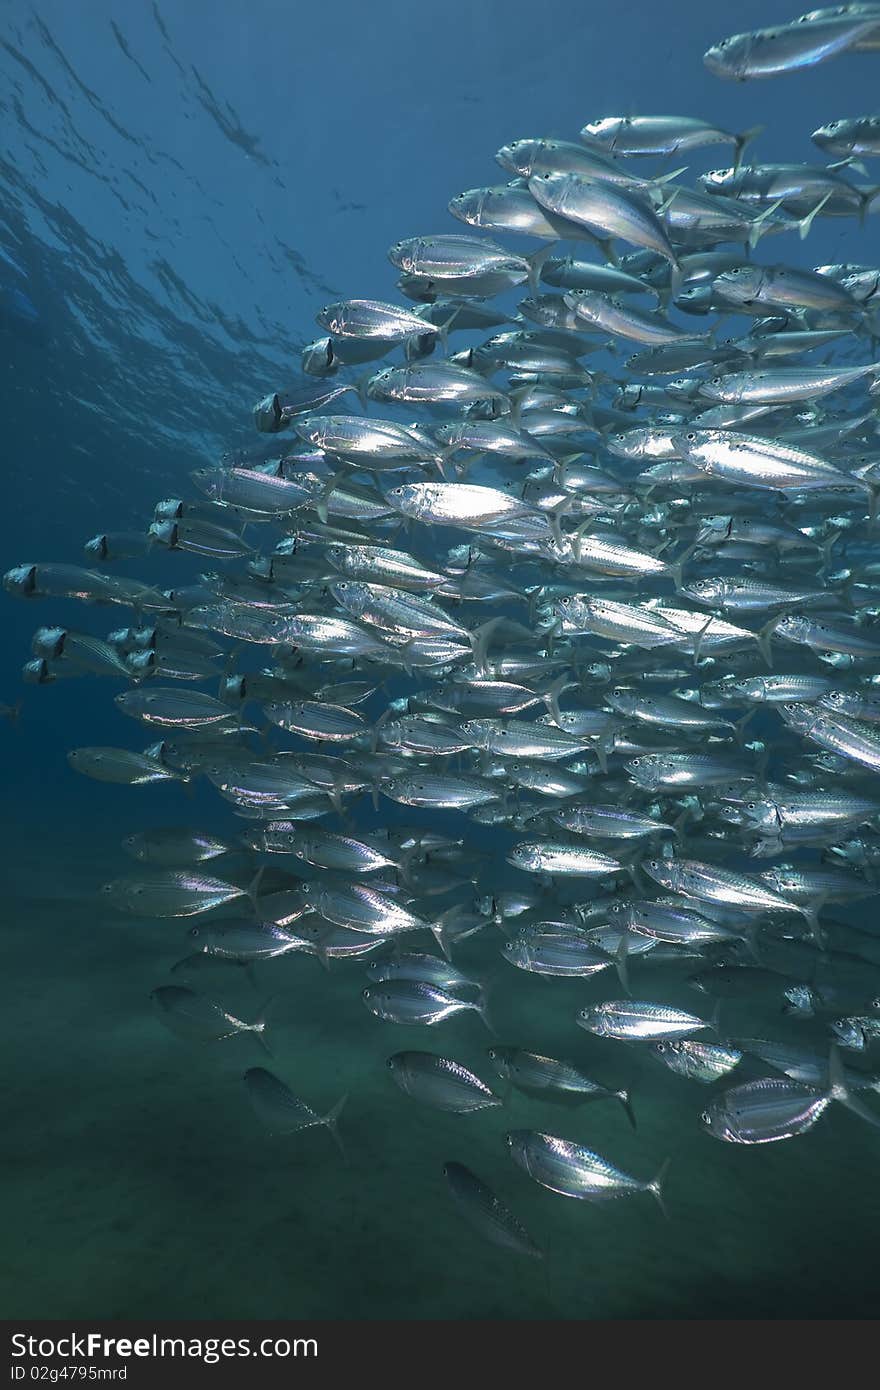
576, 1006, 605, 1035
83, 534, 109, 561
779, 701, 814, 734
579, 116, 622, 149
811, 120, 849, 156
301, 337, 337, 376
361, 986, 386, 1017
699, 1100, 735, 1140
607, 686, 637, 717
388, 238, 418, 273
3, 564, 37, 596
641, 856, 680, 892
665, 377, 695, 398
625, 754, 661, 789
126, 651, 155, 675
504, 1130, 531, 1168
712, 265, 765, 306
782, 984, 816, 1017
682, 576, 727, 605
485, 1046, 515, 1080
830, 1017, 866, 1049
316, 302, 347, 335
739, 799, 780, 832
385, 1053, 407, 1080
820, 689, 857, 716
698, 166, 736, 194
365, 368, 398, 403
496, 140, 535, 176
447, 188, 486, 225
702, 31, 753, 80
30, 625, 66, 659
697, 515, 734, 543
606, 431, 644, 459
387, 484, 420, 518
699, 374, 732, 402
507, 842, 542, 872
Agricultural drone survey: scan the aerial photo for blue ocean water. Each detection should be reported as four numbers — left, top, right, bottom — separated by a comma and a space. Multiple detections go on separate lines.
2, 1, 880, 1319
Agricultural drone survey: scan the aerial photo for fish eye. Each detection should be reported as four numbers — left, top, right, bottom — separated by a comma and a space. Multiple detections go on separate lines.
747, 803, 756, 810
189, 927, 200, 938
385, 1058, 394, 1068
700, 1110, 711, 1124
362, 988, 371, 998
686, 432, 696, 441
656, 1042, 666, 1053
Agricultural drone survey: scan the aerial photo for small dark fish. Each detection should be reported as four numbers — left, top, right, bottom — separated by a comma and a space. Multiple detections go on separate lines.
244, 1067, 346, 1153
387, 1052, 501, 1111
151, 986, 271, 1049
443, 1161, 543, 1259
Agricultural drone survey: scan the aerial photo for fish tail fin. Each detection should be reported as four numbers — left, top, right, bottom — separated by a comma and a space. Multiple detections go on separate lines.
355, 370, 372, 411
648, 1157, 671, 1220
734, 125, 763, 170
829, 1044, 880, 1131
801, 896, 827, 948
618, 1088, 637, 1131
819, 531, 844, 580
548, 496, 572, 549
323, 1094, 348, 1157
431, 907, 460, 961
469, 617, 503, 676
370, 705, 392, 754
247, 865, 266, 913
669, 539, 699, 591
798, 191, 833, 240
858, 185, 880, 225
615, 926, 632, 994
756, 618, 776, 669
544, 672, 572, 728
691, 615, 715, 667
747, 196, 787, 250
733, 708, 756, 749
252, 999, 275, 1056
592, 736, 610, 775
476, 989, 495, 1034
526, 240, 557, 294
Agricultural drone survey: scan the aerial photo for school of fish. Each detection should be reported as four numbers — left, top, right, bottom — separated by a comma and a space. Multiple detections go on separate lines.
5, 4, 880, 1260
